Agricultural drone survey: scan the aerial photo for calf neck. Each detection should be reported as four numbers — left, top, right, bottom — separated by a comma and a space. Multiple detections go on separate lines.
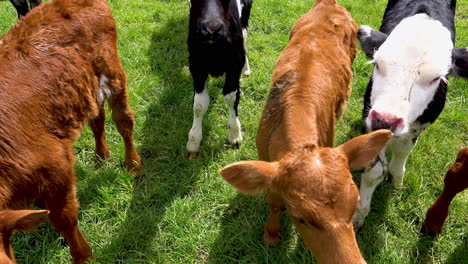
220, 0, 392, 263
353, 0, 468, 229
0, 0, 141, 262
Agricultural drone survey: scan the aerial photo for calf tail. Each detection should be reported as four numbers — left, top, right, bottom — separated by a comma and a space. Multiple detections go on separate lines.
314, 0, 336, 6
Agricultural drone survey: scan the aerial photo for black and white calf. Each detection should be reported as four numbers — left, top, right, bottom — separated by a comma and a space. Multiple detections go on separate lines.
353, 0, 468, 228
9, 0, 42, 18
186, 0, 253, 158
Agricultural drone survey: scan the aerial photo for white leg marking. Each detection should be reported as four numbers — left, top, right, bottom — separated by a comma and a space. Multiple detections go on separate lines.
388, 135, 416, 187
353, 152, 387, 229
224, 91, 243, 146
186, 83, 209, 153
242, 28, 251, 76
236, 0, 242, 19
98, 74, 112, 105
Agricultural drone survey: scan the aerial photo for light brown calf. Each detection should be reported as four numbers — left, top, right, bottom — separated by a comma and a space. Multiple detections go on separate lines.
220, 0, 392, 263
0, 0, 141, 263
423, 147, 468, 235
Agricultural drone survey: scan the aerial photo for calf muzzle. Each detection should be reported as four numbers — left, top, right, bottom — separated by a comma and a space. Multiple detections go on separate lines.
369, 110, 403, 133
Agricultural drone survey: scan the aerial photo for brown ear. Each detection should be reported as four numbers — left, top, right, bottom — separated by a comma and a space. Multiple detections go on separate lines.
338, 129, 392, 169
219, 161, 279, 194
0, 210, 49, 233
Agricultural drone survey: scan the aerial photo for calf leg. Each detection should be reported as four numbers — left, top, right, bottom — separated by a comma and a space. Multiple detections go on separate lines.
424, 148, 468, 234
44, 170, 92, 264
108, 89, 141, 174
223, 72, 243, 148
30, 0, 42, 8
388, 134, 416, 187
263, 192, 284, 246
353, 151, 387, 230
98, 59, 141, 173
186, 73, 209, 158
88, 106, 110, 168
9, 0, 29, 18
242, 28, 251, 76
423, 189, 457, 235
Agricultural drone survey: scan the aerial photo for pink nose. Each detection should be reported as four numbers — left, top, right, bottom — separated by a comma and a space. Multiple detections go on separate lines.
369, 110, 403, 132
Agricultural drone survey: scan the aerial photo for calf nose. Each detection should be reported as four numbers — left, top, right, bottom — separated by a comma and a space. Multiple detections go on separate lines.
201, 21, 223, 37
370, 110, 403, 133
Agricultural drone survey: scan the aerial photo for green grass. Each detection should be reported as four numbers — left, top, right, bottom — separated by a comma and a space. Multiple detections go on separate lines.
0, 0, 467, 263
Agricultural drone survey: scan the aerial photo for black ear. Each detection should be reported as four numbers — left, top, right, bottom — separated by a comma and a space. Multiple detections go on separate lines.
358, 26, 388, 59
451, 48, 468, 78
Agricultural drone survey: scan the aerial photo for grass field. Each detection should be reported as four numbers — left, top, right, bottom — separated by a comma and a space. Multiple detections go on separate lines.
0, 0, 467, 263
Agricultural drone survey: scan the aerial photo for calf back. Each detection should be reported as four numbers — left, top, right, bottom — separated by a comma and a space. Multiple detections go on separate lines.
256, 2, 357, 161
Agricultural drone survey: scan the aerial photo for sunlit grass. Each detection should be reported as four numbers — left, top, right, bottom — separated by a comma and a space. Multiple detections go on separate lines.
0, 0, 466, 263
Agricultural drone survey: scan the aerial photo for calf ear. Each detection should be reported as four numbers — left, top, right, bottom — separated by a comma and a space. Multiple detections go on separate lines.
338, 129, 393, 169
358, 25, 388, 59
219, 161, 279, 194
451, 48, 468, 78
0, 210, 49, 232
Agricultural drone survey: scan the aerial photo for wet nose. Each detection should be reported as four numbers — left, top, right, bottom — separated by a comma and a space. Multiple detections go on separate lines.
369, 110, 403, 133
201, 20, 223, 37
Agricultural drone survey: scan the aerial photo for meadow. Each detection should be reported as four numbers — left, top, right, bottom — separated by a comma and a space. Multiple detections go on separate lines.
0, 0, 466, 263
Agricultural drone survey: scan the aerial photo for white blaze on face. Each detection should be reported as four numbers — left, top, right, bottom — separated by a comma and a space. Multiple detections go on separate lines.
368, 14, 453, 135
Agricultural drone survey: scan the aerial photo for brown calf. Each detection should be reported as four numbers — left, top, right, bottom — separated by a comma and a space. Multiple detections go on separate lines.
220, 0, 392, 263
423, 147, 468, 235
0, 0, 141, 263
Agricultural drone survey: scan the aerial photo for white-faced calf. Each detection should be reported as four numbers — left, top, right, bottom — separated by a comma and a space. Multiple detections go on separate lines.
220, 0, 391, 263
0, 0, 141, 263
186, 0, 253, 158
353, 0, 468, 229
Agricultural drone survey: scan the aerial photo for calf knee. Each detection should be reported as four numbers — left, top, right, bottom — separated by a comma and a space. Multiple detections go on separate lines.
193, 91, 209, 117
362, 161, 384, 186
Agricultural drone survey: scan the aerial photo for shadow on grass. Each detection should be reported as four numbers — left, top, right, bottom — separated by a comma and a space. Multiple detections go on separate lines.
83, 15, 206, 263
411, 232, 437, 263
445, 236, 467, 264
208, 194, 316, 263
355, 182, 393, 262
411, 230, 467, 264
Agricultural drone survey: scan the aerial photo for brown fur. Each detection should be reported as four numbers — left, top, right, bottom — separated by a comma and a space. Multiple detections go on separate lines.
220, 1, 393, 263
423, 147, 468, 234
0, 0, 141, 263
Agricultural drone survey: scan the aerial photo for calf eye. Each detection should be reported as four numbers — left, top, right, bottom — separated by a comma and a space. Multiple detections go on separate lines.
298, 218, 307, 225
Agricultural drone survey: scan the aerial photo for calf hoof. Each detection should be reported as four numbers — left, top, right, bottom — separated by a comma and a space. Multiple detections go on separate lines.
420, 225, 438, 237
126, 158, 142, 175
263, 232, 280, 246
228, 135, 243, 149
243, 69, 251, 76
187, 151, 198, 160
390, 175, 403, 188
352, 214, 365, 232
94, 161, 104, 169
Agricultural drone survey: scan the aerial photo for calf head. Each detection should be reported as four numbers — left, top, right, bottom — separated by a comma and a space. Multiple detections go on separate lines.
189, 0, 233, 44
359, 14, 468, 135
0, 210, 49, 263
220, 130, 392, 263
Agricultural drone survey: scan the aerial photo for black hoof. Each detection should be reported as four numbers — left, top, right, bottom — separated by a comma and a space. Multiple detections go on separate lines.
420, 225, 437, 238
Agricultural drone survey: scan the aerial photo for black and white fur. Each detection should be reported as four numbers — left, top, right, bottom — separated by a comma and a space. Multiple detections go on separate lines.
353, 0, 468, 229
186, 0, 253, 158
9, 0, 42, 19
